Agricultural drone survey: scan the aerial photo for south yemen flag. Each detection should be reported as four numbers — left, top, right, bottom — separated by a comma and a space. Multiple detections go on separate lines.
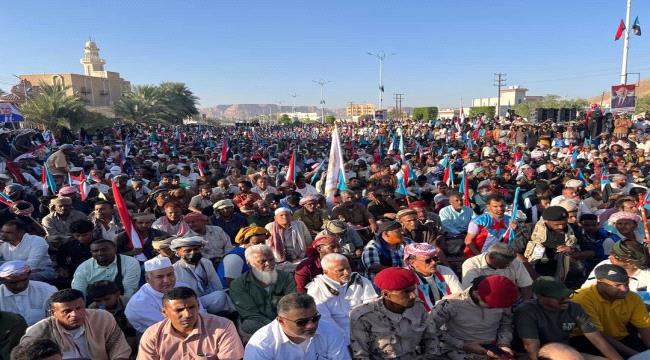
633, 16, 641, 36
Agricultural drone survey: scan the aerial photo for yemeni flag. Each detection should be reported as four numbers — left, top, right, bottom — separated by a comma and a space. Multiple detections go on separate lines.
615, 19, 626, 40
220, 138, 229, 163
633, 16, 641, 36
285, 150, 296, 183
111, 180, 144, 257
504, 187, 521, 246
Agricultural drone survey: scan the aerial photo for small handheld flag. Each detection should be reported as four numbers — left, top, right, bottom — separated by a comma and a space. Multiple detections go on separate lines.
111, 180, 146, 261
285, 150, 296, 183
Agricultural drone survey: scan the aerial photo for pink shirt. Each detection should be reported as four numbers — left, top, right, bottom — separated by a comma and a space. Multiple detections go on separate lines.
137, 314, 244, 360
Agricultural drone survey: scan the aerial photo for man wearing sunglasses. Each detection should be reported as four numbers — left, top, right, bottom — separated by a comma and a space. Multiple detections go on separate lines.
350, 267, 439, 359
403, 243, 462, 312
245, 293, 351, 359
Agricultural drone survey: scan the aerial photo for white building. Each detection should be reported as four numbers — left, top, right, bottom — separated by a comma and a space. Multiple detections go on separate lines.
471, 85, 541, 117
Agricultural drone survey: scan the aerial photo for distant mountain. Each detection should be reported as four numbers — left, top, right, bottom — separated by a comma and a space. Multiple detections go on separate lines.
200, 104, 335, 120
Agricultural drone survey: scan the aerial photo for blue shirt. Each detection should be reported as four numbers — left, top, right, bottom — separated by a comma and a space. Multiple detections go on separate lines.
439, 205, 474, 235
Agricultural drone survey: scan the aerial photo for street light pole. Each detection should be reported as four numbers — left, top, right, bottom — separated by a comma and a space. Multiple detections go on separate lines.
312, 79, 330, 124
620, 0, 632, 84
367, 51, 395, 116
289, 93, 297, 116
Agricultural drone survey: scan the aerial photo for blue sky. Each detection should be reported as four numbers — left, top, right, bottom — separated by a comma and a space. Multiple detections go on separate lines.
2, 0, 650, 109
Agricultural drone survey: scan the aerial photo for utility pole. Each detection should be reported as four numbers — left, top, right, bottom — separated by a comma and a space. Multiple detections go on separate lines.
276, 101, 284, 122
289, 93, 297, 115
494, 73, 506, 119
367, 51, 395, 116
393, 93, 404, 121
620, 0, 632, 84
312, 79, 330, 124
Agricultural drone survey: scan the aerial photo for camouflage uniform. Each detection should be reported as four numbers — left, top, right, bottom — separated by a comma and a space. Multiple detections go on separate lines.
350, 298, 440, 359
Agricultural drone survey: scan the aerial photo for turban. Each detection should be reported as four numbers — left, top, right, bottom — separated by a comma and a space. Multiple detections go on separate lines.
51, 197, 72, 206
213, 199, 234, 209
403, 243, 439, 265
299, 196, 318, 206
609, 211, 640, 224
170, 236, 205, 251
374, 267, 417, 291
234, 226, 269, 244
557, 199, 578, 213
396, 209, 417, 219
477, 275, 519, 308
408, 201, 427, 209
611, 241, 646, 267
323, 220, 347, 235
305, 234, 338, 258
144, 256, 172, 272
0, 260, 30, 278
183, 212, 208, 222
152, 236, 174, 250
274, 207, 292, 216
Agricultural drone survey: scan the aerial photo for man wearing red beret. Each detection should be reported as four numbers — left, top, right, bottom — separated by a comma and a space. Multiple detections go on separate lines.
350, 267, 440, 359
431, 275, 518, 359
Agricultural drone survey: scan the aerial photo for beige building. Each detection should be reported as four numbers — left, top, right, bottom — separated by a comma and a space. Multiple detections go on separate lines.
346, 103, 376, 117
19, 40, 130, 108
471, 85, 540, 116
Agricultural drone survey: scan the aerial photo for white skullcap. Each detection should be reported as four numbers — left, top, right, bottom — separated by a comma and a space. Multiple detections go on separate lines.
275, 207, 292, 216
144, 256, 172, 272
0, 260, 30, 277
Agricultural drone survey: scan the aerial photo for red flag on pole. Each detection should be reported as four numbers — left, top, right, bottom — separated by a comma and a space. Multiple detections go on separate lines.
196, 160, 205, 177
285, 150, 296, 183
615, 19, 626, 40
220, 138, 229, 163
111, 180, 143, 252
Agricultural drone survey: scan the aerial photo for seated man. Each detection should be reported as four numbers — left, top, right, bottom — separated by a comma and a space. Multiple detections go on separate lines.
245, 293, 350, 359
462, 243, 533, 300
56, 219, 94, 281
230, 244, 296, 334
217, 225, 270, 288
265, 207, 313, 270
403, 243, 462, 310
184, 212, 233, 266
306, 253, 376, 344
431, 275, 519, 360
41, 196, 87, 249
320, 219, 364, 257
581, 240, 650, 293
71, 239, 141, 300
439, 192, 474, 236
125, 257, 205, 334
152, 201, 190, 237
86, 280, 136, 349
515, 277, 623, 360
294, 234, 342, 293
20, 288, 131, 360
361, 220, 412, 279
571, 264, 650, 358
0, 261, 57, 326
9, 338, 61, 360
292, 195, 327, 235
350, 267, 439, 359
139, 287, 244, 359
0, 220, 55, 281
170, 236, 234, 315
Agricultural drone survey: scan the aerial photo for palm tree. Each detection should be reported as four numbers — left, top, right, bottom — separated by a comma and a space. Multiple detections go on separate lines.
113, 85, 167, 124
20, 82, 85, 129
158, 82, 199, 124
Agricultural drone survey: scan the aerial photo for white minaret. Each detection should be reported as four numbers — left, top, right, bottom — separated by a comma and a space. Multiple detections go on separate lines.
80, 39, 106, 76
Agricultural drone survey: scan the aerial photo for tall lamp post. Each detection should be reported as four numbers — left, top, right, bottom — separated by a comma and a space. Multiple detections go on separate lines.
289, 93, 297, 117
312, 79, 330, 124
367, 51, 395, 118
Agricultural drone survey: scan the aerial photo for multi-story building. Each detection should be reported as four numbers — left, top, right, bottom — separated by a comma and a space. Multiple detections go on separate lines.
346, 103, 376, 117
19, 40, 130, 109
471, 85, 540, 116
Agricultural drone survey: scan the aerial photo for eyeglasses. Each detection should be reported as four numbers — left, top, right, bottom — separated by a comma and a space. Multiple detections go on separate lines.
281, 313, 321, 327
418, 256, 439, 264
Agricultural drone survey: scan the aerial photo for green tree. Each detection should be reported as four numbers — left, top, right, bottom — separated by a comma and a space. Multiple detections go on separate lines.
21, 82, 85, 129
469, 106, 495, 119
278, 114, 291, 124
325, 115, 336, 124
512, 94, 588, 118
113, 85, 168, 125
158, 82, 199, 124
412, 107, 438, 121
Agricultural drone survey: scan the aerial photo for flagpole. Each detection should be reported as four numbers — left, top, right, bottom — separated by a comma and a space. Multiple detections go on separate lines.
620, 0, 632, 84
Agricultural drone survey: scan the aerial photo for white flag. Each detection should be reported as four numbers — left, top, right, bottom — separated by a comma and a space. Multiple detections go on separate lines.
324, 126, 347, 199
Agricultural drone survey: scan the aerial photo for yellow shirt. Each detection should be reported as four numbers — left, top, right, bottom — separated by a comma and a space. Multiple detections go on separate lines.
571, 285, 650, 339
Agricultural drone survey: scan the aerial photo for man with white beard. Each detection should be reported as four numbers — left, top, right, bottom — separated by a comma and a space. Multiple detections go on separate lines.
306, 253, 377, 344
230, 244, 296, 334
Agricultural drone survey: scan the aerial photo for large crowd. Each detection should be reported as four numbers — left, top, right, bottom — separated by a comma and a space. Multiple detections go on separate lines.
2, 108, 650, 359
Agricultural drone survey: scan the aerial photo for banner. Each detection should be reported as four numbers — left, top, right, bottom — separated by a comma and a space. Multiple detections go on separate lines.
0, 103, 24, 122
611, 84, 636, 114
